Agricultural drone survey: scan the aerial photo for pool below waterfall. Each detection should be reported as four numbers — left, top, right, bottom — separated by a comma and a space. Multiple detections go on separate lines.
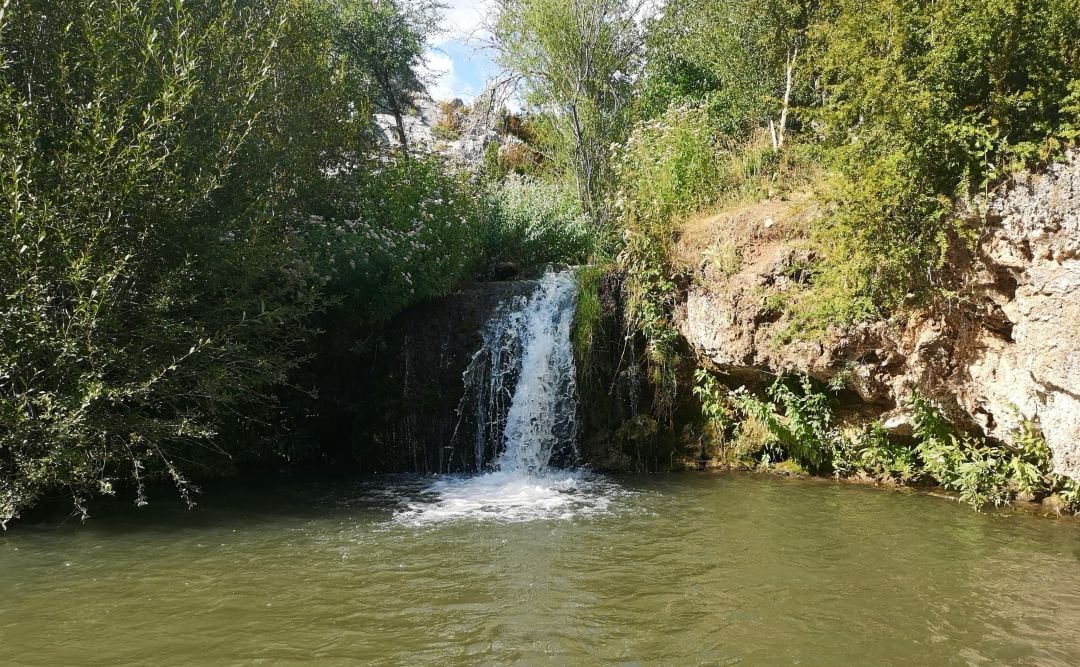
3, 471, 1080, 665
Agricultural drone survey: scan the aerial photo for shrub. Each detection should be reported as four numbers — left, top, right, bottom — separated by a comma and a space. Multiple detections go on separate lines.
910, 397, 1078, 511
693, 371, 1079, 513
306, 156, 488, 321
480, 175, 594, 270
614, 105, 734, 235
729, 375, 840, 474
832, 423, 918, 483
0, 0, 360, 523
572, 265, 606, 385
613, 105, 808, 416
795, 0, 1080, 327
433, 99, 467, 140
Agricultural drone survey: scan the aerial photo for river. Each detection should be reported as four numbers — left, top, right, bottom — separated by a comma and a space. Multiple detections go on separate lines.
3, 471, 1080, 665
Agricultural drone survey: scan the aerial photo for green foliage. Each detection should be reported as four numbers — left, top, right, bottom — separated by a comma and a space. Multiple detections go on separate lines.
480, 175, 594, 269
795, 0, 1080, 327
692, 370, 736, 437
637, 0, 815, 133
695, 371, 844, 471
306, 156, 488, 320
615, 106, 738, 233
909, 397, 1077, 511
611, 102, 809, 418
492, 0, 645, 222
618, 228, 680, 419
693, 371, 1078, 512
691, 368, 740, 462
0, 0, 489, 524
626, 0, 1080, 337
729, 375, 840, 473
615, 108, 795, 238
336, 0, 441, 151
572, 265, 606, 385
0, 0, 357, 523
832, 423, 918, 483
611, 105, 749, 419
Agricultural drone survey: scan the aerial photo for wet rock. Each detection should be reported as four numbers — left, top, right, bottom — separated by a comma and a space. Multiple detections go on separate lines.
491, 261, 520, 281
317, 280, 537, 474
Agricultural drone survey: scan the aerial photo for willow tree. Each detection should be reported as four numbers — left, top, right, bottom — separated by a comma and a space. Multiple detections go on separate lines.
0, 0, 369, 524
491, 0, 649, 225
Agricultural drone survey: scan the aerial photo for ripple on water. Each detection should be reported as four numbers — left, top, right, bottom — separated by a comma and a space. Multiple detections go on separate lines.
388, 469, 633, 526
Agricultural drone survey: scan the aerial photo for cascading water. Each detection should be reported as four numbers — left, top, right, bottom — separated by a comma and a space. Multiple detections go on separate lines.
452, 269, 578, 474
497, 270, 578, 474
394, 269, 622, 525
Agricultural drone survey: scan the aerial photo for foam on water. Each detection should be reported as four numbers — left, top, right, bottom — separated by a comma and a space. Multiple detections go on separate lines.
392, 470, 623, 526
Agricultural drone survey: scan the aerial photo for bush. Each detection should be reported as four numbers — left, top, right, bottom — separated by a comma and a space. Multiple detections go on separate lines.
614, 105, 733, 234
613, 105, 806, 416
796, 0, 1080, 326
307, 156, 488, 320
728, 376, 841, 474
480, 175, 594, 270
572, 265, 605, 384
0, 0, 360, 523
910, 397, 1079, 511
693, 369, 1080, 512
0, 0, 485, 524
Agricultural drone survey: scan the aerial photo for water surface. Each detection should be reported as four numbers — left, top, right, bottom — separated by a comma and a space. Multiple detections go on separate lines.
3, 472, 1080, 665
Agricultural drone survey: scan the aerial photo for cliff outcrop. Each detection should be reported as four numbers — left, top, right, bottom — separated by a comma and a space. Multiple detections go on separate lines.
674, 151, 1080, 481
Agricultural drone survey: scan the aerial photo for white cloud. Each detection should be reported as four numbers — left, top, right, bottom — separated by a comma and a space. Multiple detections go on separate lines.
420, 1, 520, 105
421, 50, 454, 101
435, 0, 494, 42
421, 48, 479, 102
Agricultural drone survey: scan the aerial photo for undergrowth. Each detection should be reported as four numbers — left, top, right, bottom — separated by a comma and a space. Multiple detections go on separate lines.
693, 370, 1080, 513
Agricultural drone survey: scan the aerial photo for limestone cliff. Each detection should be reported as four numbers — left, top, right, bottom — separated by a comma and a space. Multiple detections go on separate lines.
674, 151, 1080, 481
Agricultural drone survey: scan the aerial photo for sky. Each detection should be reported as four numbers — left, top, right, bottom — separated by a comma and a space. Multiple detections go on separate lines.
422, 0, 499, 103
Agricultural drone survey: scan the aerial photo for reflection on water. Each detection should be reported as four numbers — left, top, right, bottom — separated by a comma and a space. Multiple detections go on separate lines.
3, 472, 1080, 665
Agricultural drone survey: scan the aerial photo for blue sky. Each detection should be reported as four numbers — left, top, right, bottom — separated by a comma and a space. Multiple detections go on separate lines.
423, 0, 498, 102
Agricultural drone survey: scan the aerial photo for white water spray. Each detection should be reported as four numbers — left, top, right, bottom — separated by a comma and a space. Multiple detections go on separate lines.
451, 269, 579, 474
394, 269, 621, 525
497, 270, 578, 474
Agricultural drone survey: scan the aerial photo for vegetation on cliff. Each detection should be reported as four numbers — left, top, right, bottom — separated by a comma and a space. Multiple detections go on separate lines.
693, 372, 1080, 511
493, 0, 1080, 509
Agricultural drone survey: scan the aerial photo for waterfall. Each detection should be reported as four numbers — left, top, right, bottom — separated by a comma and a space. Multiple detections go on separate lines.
394, 268, 619, 525
497, 270, 579, 474
452, 269, 579, 475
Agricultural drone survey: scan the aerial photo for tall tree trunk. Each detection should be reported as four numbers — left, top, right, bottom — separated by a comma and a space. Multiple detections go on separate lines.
392, 106, 409, 155
776, 47, 798, 150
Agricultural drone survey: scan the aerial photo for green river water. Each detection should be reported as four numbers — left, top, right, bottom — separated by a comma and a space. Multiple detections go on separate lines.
3, 471, 1080, 666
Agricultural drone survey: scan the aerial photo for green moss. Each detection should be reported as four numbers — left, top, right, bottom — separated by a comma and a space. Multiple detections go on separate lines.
770, 459, 808, 477
572, 264, 606, 384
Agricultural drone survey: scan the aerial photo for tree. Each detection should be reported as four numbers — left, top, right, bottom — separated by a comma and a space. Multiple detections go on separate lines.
491, 0, 649, 224
0, 0, 381, 523
338, 0, 442, 153
636, 0, 818, 141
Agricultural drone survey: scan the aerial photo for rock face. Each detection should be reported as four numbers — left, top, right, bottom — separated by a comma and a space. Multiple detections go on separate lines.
968, 152, 1080, 478
675, 151, 1080, 481
317, 280, 537, 474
